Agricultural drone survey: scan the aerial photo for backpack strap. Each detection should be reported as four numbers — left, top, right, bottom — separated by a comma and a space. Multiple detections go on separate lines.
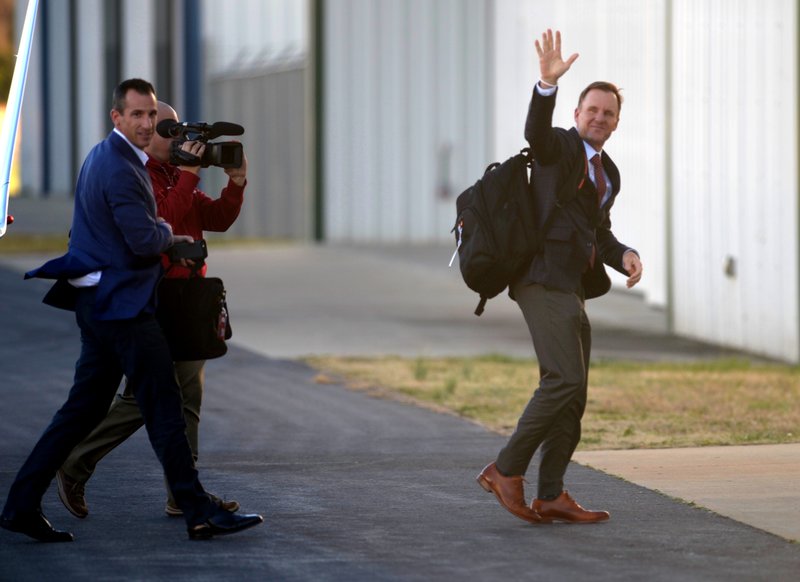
474, 148, 536, 318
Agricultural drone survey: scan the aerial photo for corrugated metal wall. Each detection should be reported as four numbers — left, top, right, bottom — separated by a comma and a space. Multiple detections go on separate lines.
671, 0, 798, 361
14, 0, 800, 360
22, 0, 311, 239
19, 0, 160, 197
323, 0, 490, 242
204, 64, 309, 239
200, 0, 310, 239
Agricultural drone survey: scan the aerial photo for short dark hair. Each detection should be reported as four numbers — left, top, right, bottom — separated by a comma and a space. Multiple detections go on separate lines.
577, 81, 623, 114
112, 78, 156, 113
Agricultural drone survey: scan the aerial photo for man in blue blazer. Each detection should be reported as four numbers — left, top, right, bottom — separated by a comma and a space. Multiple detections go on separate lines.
478, 30, 643, 524
0, 79, 262, 542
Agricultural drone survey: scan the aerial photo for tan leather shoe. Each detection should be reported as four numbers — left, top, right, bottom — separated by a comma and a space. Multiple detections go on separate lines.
477, 462, 550, 524
165, 493, 240, 517
56, 470, 88, 519
532, 490, 610, 523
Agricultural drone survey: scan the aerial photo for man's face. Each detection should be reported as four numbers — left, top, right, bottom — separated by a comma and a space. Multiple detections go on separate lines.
110, 90, 158, 149
146, 107, 179, 163
574, 89, 620, 151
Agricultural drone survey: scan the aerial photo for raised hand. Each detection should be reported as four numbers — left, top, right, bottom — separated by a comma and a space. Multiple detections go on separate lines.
535, 29, 579, 86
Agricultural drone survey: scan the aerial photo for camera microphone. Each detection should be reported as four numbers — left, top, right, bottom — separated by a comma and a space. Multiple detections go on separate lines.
208, 122, 244, 139
156, 119, 181, 138
156, 119, 244, 139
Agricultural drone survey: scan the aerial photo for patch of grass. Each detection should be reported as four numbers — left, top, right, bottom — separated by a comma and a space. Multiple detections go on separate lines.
304, 356, 800, 451
0, 233, 69, 254
413, 358, 428, 381
0, 234, 288, 255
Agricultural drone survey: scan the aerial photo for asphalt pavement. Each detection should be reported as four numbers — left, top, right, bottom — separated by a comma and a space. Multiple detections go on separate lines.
0, 243, 798, 581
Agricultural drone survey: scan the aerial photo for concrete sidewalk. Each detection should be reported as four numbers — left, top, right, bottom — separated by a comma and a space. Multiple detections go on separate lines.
201, 243, 748, 361
0, 243, 798, 579
573, 444, 800, 542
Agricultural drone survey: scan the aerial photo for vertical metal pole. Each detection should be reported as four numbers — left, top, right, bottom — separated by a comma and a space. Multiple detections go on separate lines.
796, 0, 800, 361
183, 0, 202, 121
68, 0, 77, 190
312, 0, 324, 241
40, 0, 49, 194
664, 0, 674, 334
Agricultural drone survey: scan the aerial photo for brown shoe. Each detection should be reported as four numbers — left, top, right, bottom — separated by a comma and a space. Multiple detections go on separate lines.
476, 462, 550, 524
165, 493, 240, 517
532, 491, 610, 523
56, 470, 88, 519
213, 495, 241, 513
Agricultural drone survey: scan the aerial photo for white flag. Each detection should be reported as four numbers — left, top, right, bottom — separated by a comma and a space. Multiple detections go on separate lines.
0, 0, 40, 237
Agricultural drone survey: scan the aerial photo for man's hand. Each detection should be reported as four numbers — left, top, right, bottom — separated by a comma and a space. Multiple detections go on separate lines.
622, 250, 643, 288
172, 234, 194, 245
535, 29, 578, 86
177, 141, 205, 175
225, 147, 247, 186
169, 234, 196, 268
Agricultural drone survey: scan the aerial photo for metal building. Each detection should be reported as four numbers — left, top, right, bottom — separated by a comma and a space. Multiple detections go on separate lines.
322, 0, 490, 243
322, 0, 800, 363
10, 0, 800, 362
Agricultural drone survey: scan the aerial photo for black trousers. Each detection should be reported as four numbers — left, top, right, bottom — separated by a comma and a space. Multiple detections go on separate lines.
2, 287, 215, 526
496, 282, 591, 499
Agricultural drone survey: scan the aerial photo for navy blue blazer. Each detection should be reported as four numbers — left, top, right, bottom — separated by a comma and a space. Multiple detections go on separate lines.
517, 87, 634, 299
26, 131, 173, 319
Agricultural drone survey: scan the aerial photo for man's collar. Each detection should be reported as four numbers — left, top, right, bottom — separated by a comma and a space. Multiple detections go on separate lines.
112, 128, 149, 166
582, 140, 602, 160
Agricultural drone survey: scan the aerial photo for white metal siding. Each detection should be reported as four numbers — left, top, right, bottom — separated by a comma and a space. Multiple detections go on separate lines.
43, 0, 73, 195
76, 0, 105, 163
200, 0, 310, 239
671, 0, 798, 361
323, 0, 490, 242
201, 0, 307, 74
16, 0, 800, 362
121, 0, 155, 80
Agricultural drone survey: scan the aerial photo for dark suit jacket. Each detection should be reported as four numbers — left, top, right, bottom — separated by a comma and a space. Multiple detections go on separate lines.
517, 87, 634, 299
26, 131, 173, 319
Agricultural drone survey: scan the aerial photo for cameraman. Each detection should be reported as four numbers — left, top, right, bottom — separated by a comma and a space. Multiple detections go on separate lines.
151, 108, 247, 276
57, 101, 247, 518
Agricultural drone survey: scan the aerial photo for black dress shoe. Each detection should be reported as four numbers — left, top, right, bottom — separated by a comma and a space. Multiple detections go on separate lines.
188, 510, 263, 540
0, 510, 74, 542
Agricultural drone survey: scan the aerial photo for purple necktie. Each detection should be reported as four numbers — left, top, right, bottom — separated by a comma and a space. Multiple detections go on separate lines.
588, 153, 606, 268
591, 153, 606, 205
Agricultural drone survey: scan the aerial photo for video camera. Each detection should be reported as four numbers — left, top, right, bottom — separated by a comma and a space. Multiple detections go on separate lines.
156, 119, 244, 169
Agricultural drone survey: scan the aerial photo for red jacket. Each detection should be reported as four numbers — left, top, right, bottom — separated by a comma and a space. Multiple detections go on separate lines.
147, 157, 245, 278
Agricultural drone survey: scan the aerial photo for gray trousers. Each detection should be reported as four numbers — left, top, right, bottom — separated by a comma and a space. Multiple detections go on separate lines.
62, 360, 206, 503
496, 282, 591, 499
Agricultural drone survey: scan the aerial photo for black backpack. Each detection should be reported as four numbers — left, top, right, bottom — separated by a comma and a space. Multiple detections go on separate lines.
451, 148, 560, 316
